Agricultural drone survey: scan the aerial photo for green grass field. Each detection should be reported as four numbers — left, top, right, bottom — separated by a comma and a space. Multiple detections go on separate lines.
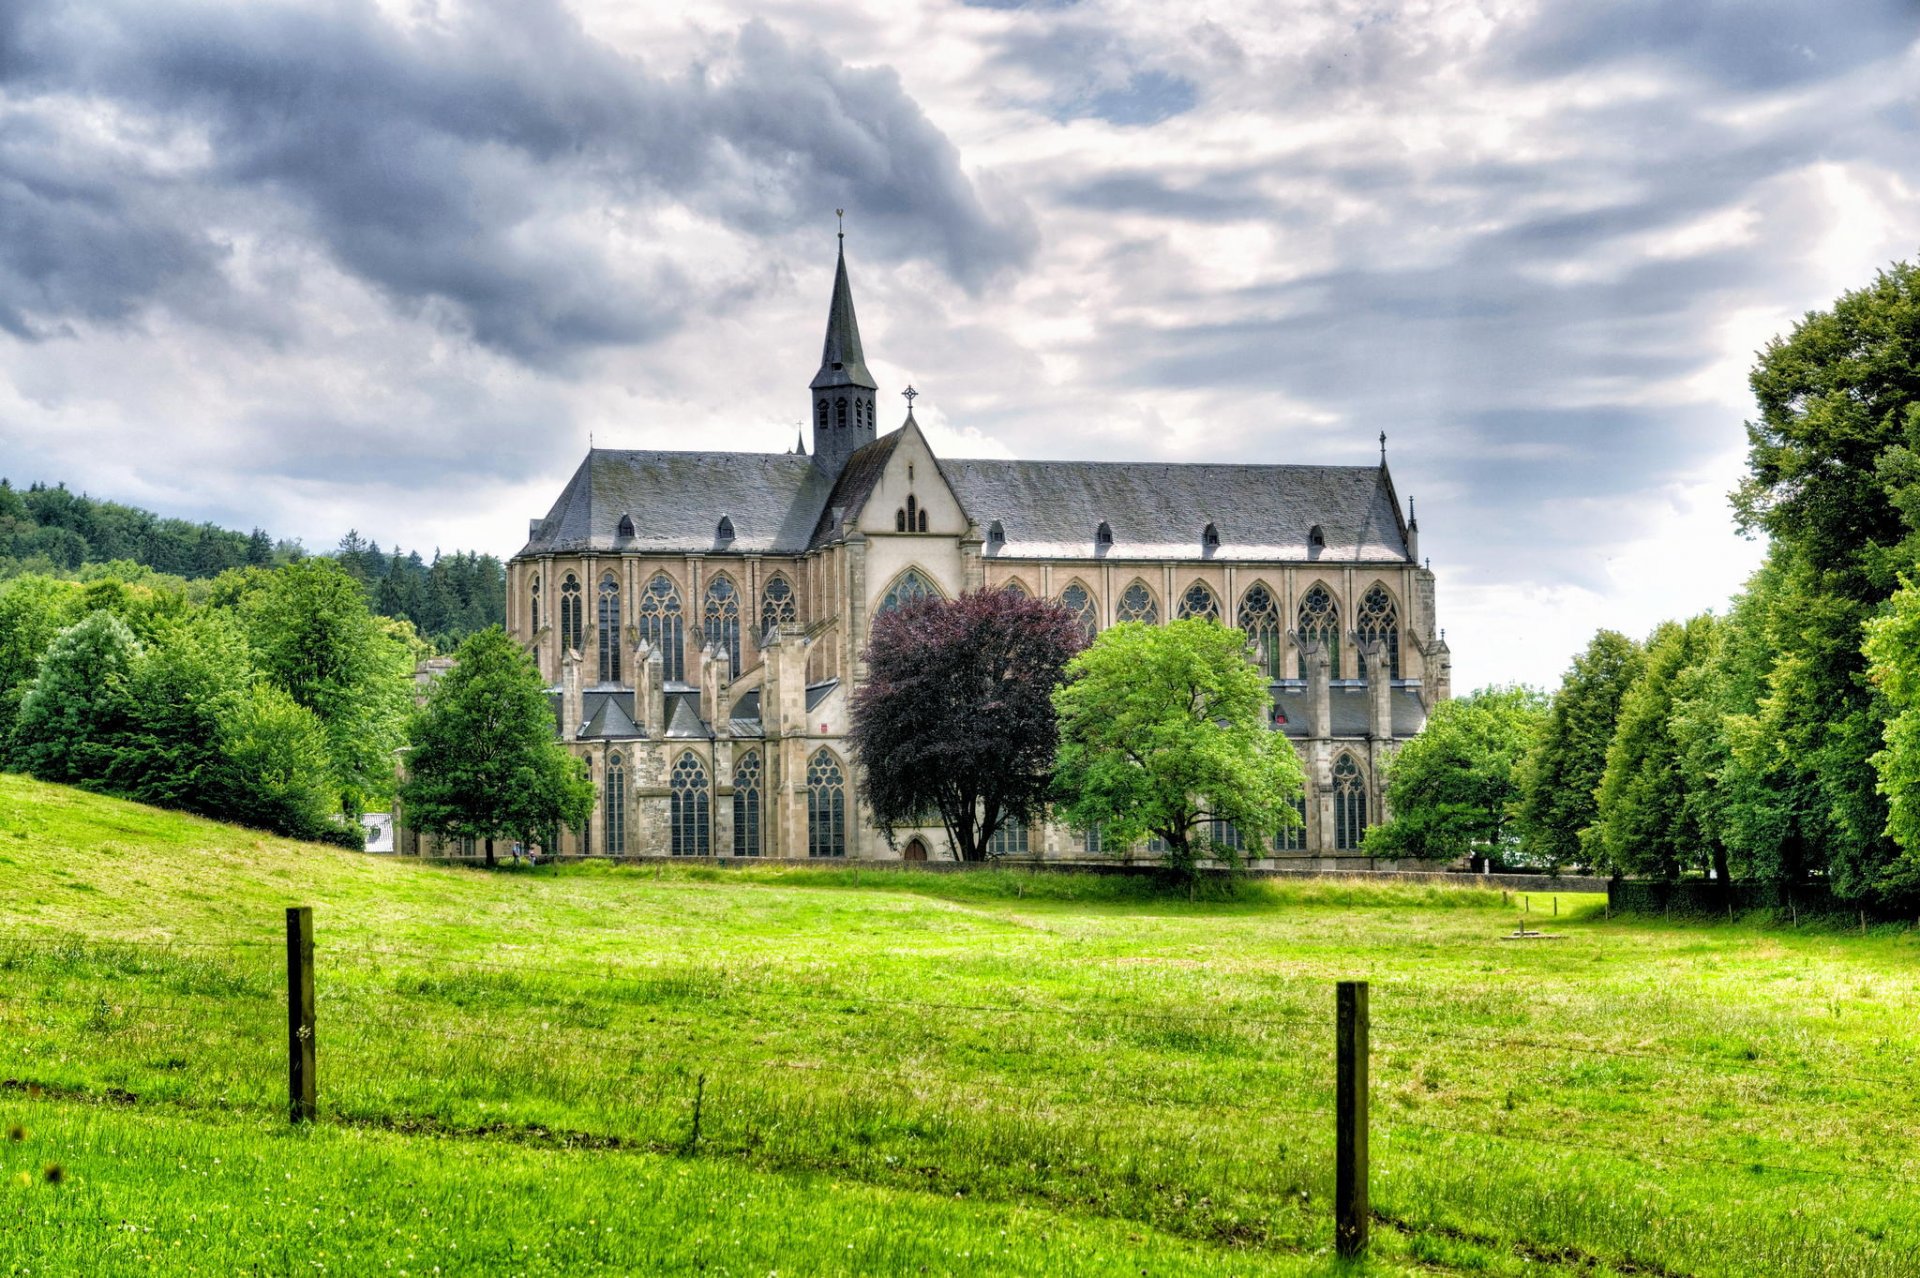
2, 773, 1916, 1276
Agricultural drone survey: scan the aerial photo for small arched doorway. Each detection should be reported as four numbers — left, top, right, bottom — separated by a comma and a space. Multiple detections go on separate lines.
902, 837, 929, 862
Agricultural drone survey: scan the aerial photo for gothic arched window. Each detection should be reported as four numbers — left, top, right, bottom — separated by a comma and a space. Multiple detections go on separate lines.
918, 507, 928, 532
1297, 584, 1340, 678
1059, 583, 1097, 643
807, 749, 846, 858
639, 574, 686, 683
1002, 579, 1029, 599
835, 397, 848, 431
879, 569, 938, 615
761, 574, 796, 639
1177, 582, 1220, 622
733, 749, 762, 858
1274, 795, 1308, 851
560, 574, 583, 653
596, 575, 622, 683
1357, 584, 1401, 681
906, 495, 918, 529
1116, 580, 1158, 624
895, 508, 906, 532
605, 753, 627, 856
1238, 583, 1283, 680
988, 818, 1029, 857
1333, 754, 1367, 850
671, 753, 709, 856
704, 575, 741, 671
530, 573, 541, 632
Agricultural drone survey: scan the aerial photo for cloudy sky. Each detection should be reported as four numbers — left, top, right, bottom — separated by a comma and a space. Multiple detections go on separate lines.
3, 0, 1917, 688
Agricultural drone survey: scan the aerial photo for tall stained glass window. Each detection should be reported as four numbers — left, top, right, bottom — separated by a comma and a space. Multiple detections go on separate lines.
1238, 584, 1283, 679
1357, 584, 1401, 681
732, 750, 762, 857
671, 753, 709, 856
560, 574, 583, 653
605, 753, 627, 855
807, 750, 846, 858
705, 576, 741, 671
1297, 585, 1340, 678
597, 575, 621, 683
1333, 754, 1367, 850
761, 575, 796, 640
639, 575, 685, 682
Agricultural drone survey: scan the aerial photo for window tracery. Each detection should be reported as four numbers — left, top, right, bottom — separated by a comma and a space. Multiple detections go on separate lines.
704, 575, 741, 671
733, 750, 762, 858
639, 574, 686, 682
1357, 584, 1401, 680
605, 753, 627, 855
1333, 754, 1367, 850
671, 753, 710, 856
760, 575, 796, 639
807, 750, 846, 858
560, 574, 583, 653
878, 569, 938, 615
1297, 584, 1340, 677
597, 575, 622, 683
1059, 583, 1098, 642
1177, 582, 1220, 622
1116, 580, 1158, 624
1238, 583, 1283, 679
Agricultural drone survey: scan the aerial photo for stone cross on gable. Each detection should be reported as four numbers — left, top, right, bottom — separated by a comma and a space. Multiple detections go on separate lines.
902, 385, 918, 408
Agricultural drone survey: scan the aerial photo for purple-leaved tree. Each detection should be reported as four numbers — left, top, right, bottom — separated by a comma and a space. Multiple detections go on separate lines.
851, 588, 1083, 862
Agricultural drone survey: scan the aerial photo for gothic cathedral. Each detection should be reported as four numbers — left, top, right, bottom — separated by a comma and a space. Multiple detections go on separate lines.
409, 241, 1449, 863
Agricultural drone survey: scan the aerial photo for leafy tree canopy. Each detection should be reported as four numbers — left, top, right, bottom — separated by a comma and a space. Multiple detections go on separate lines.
399, 627, 594, 866
851, 587, 1083, 862
1517, 631, 1642, 870
1369, 685, 1547, 864
1594, 616, 1722, 881
1053, 619, 1303, 878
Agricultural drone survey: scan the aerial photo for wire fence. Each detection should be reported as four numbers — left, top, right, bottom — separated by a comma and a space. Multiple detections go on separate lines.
2, 916, 1918, 1268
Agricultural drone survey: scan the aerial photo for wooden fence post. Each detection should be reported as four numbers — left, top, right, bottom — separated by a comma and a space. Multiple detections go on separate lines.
286, 906, 316, 1124
1336, 980, 1369, 1260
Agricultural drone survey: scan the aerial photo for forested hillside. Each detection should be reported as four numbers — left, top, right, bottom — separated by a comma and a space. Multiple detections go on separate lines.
0, 478, 504, 649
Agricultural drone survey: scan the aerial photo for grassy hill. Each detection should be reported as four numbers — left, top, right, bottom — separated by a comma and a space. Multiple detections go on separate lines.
2, 773, 1917, 1276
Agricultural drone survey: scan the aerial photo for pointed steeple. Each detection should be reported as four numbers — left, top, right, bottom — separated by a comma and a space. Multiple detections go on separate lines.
807, 217, 880, 475
811, 240, 876, 394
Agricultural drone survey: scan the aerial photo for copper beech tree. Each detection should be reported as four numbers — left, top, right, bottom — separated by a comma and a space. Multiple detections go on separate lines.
851, 587, 1083, 862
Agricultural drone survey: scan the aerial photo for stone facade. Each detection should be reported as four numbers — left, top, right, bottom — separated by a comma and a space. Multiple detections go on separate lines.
402, 242, 1449, 863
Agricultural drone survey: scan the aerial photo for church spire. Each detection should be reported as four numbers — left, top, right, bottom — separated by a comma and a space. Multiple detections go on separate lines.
808, 214, 879, 475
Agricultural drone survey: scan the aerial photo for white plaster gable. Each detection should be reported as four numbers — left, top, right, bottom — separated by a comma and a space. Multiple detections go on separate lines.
856, 414, 967, 538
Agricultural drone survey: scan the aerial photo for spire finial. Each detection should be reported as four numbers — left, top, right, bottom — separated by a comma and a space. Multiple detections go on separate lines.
902, 384, 918, 415
1409, 495, 1416, 522
836, 208, 844, 243
1379, 430, 1387, 465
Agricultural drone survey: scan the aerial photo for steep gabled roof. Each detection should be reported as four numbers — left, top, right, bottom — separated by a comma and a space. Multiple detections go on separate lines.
519, 449, 833, 557
946, 460, 1410, 562
808, 428, 902, 547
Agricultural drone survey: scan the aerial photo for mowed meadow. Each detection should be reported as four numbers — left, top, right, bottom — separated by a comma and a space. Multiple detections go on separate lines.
1, 775, 1917, 1276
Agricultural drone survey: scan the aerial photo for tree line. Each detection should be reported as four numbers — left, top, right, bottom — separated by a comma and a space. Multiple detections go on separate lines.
0, 480, 505, 651
0, 560, 422, 846
1368, 261, 1920, 909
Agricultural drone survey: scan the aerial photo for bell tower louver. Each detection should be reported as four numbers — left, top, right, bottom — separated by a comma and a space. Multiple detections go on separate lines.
808, 231, 878, 476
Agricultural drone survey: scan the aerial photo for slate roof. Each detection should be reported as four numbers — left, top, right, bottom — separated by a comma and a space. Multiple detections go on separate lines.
1270, 684, 1429, 739
520, 450, 833, 557
947, 460, 1409, 563
519, 437, 1409, 564
810, 244, 876, 392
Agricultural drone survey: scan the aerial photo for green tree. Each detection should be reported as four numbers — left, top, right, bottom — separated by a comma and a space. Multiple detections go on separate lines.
0, 574, 82, 751
1368, 685, 1547, 864
399, 627, 593, 867
221, 684, 347, 844
1517, 631, 1644, 871
13, 612, 142, 785
1593, 616, 1723, 881
1053, 620, 1304, 879
1731, 261, 1920, 901
1862, 571, 1920, 897
242, 558, 413, 820
107, 612, 251, 814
